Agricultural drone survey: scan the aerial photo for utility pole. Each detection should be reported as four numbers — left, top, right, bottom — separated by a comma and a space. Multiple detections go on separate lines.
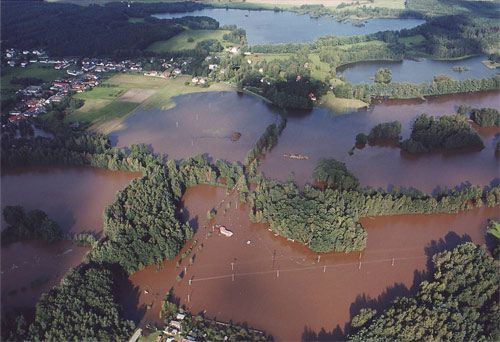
392, 257, 395, 266
276, 269, 279, 277
323, 265, 326, 273
317, 255, 321, 263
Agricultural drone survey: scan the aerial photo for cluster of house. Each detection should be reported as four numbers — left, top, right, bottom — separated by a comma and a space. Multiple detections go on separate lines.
161, 313, 197, 342
143, 57, 196, 79
4, 48, 145, 74
8, 73, 100, 123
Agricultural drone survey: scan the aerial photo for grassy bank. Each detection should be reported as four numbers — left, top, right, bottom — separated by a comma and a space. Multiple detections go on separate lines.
318, 92, 368, 113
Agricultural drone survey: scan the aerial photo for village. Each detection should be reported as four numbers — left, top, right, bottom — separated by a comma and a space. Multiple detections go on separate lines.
3, 48, 202, 126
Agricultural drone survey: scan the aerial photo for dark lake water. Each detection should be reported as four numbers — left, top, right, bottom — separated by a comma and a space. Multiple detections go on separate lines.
338, 55, 499, 84
153, 8, 425, 45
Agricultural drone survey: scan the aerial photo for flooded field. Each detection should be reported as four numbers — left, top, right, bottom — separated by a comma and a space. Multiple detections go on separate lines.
111, 92, 279, 162
338, 55, 498, 84
126, 185, 499, 341
261, 91, 500, 192
153, 8, 425, 45
1, 166, 138, 316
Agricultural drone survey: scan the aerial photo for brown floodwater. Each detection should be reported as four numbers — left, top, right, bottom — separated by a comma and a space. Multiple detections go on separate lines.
260, 90, 500, 192
110, 92, 279, 162
1, 166, 138, 317
126, 185, 499, 341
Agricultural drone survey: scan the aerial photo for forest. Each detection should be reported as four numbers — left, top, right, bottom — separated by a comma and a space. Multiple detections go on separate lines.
400, 114, 484, 154
249, 176, 500, 253
0, 1, 218, 57
3, 264, 135, 341
1, 206, 62, 245
350, 242, 499, 341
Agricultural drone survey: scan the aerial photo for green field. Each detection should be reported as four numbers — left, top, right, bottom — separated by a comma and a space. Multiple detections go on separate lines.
309, 53, 332, 81
400, 35, 426, 47
66, 73, 234, 132
318, 92, 368, 113
146, 30, 231, 53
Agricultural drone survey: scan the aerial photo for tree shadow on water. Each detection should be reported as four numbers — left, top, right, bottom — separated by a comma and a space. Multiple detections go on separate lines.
303, 232, 473, 340
302, 325, 345, 342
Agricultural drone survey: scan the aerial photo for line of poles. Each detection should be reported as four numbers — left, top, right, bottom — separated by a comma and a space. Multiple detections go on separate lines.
188, 255, 426, 283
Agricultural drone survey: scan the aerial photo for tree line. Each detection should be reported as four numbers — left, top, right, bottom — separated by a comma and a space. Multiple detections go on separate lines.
336, 76, 500, 103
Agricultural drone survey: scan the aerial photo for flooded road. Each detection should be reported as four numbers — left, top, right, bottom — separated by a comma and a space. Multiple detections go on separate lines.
111, 92, 279, 162
261, 91, 500, 192
1, 166, 138, 316
126, 185, 499, 341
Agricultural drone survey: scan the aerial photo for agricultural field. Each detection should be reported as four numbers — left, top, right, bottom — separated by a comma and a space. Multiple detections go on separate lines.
146, 30, 231, 53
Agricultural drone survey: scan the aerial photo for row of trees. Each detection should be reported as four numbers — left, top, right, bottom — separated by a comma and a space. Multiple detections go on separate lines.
335, 76, 500, 103
350, 242, 499, 341
2, 206, 62, 245
401, 114, 484, 153
244, 118, 286, 166
249, 175, 500, 253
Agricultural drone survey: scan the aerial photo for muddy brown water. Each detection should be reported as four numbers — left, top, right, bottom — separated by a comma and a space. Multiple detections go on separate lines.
111, 92, 279, 162
261, 91, 500, 192
1, 166, 139, 317
127, 185, 499, 341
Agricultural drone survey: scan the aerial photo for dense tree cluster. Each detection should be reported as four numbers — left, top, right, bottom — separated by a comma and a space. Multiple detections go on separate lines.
249, 176, 499, 253
2, 206, 62, 245
469, 107, 500, 127
87, 145, 191, 274
313, 159, 359, 190
22, 264, 133, 341
0, 1, 217, 57
374, 68, 392, 84
350, 242, 499, 341
367, 121, 401, 144
401, 114, 484, 153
